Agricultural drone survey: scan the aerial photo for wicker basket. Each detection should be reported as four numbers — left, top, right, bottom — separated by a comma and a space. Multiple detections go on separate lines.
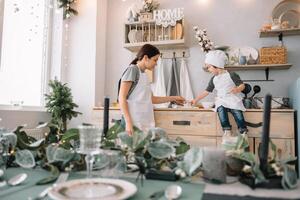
259, 46, 287, 64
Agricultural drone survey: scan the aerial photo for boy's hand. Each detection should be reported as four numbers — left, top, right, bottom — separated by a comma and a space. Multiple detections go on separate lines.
230, 87, 240, 94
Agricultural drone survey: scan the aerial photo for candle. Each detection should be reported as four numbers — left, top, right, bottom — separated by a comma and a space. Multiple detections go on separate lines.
259, 94, 272, 176
103, 97, 110, 137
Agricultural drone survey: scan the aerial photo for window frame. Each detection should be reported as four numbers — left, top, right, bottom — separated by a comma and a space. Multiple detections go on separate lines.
0, 0, 60, 111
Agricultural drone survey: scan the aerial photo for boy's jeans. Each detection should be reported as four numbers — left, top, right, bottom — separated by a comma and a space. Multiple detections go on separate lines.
217, 106, 248, 134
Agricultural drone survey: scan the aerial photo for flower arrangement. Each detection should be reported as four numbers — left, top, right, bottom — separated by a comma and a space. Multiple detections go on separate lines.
141, 0, 160, 13
193, 26, 214, 53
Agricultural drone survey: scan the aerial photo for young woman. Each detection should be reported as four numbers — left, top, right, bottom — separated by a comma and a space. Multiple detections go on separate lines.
118, 44, 185, 135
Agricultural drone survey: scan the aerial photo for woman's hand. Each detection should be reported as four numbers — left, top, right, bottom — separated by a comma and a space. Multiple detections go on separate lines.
126, 122, 134, 136
230, 87, 240, 94
172, 96, 185, 105
191, 99, 197, 106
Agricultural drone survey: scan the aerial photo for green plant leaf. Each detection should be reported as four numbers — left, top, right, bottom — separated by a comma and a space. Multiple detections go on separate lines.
36, 164, 60, 185
61, 128, 79, 142
53, 147, 75, 164
177, 147, 203, 176
148, 141, 175, 159
176, 141, 190, 155
269, 139, 277, 162
15, 149, 35, 168
233, 152, 256, 166
282, 165, 298, 189
118, 131, 133, 148
46, 144, 59, 163
252, 164, 267, 185
106, 121, 125, 140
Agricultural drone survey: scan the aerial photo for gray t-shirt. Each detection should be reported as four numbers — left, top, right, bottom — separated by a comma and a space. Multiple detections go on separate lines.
206, 72, 243, 92
121, 65, 140, 98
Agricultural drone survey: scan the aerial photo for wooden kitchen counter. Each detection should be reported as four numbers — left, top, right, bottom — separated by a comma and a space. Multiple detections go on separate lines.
92, 107, 296, 158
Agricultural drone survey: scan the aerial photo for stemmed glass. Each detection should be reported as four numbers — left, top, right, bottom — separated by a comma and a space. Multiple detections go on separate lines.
77, 125, 102, 178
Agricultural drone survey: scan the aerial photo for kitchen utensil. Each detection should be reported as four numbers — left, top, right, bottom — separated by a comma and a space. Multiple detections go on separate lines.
164, 184, 182, 200
242, 84, 252, 98
201, 102, 214, 109
255, 97, 289, 109
247, 54, 257, 65
251, 85, 261, 98
7, 173, 27, 186
227, 47, 258, 65
30, 173, 69, 200
239, 55, 247, 65
173, 23, 183, 40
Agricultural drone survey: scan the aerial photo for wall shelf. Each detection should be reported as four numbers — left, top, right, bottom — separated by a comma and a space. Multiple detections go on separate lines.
124, 19, 185, 52
225, 63, 292, 70
259, 28, 300, 38
225, 63, 292, 81
123, 39, 186, 51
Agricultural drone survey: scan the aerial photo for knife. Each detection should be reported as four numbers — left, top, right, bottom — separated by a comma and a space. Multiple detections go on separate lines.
29, 172, 69, 200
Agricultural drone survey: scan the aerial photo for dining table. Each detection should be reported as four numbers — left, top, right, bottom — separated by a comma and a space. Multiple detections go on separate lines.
0, 167, 205, 200
1, 167, 300, 200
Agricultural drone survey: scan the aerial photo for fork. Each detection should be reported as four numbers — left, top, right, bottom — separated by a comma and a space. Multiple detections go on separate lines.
28, 172, 69, 200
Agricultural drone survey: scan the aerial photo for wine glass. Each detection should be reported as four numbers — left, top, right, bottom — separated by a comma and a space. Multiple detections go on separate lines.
77, 125, 102, 178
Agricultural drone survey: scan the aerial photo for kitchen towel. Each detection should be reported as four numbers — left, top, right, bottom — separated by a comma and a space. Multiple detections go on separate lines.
152, 58, 168, 108
167, 57, 180, 97
179, 58, 194, 101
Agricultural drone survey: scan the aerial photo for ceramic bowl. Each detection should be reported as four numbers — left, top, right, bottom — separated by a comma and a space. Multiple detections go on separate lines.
201, 102, 214, 109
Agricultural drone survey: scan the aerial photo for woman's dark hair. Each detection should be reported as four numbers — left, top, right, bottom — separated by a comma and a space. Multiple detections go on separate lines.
130, 44, 160, 65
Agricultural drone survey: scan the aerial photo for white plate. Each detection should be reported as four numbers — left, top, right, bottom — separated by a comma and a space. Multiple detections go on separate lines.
279, 9, 300, 28
48, 178, 137, 200
226, 46, 258, 65
135, 30, 143, 43
272, 0, 300, 27
128, 30, 137, 43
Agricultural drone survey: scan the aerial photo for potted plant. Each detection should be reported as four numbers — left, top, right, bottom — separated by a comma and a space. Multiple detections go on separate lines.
139, 0, 159, 22
45, 79, 81, 134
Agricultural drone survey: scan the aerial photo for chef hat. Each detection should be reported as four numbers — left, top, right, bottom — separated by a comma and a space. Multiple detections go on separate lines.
204, 50, 228, 69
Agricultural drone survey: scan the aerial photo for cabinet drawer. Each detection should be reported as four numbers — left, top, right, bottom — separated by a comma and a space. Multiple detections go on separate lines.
217, 112, 294, 138
168, 135, 216, 147
254, 138, 295, 160
155, 111, 216, 136
216, 137, 255, 153
92, 110, 122, 127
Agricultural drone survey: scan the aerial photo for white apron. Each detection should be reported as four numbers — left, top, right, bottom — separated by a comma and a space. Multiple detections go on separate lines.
213, 71, 246, 112
127, 68, 155, 132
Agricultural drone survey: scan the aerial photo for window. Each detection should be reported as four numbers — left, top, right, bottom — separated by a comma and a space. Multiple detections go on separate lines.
0, 0, 52, 107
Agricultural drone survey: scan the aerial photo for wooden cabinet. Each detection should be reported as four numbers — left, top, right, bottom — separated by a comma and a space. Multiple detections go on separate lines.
93, 108, 296, 157
216, 110, 295, 138
154, 110, 216, 136
254, 138, 295, 160
92, 108, 122, 128
216, 137, 255, 153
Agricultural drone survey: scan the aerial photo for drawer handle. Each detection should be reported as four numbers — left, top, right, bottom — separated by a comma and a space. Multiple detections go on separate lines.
173, 120, 191, 126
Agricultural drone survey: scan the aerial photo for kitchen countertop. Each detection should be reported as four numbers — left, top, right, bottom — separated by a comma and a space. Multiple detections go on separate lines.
93, 107, 295, 112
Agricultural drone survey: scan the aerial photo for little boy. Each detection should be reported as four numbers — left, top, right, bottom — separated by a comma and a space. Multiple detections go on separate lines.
191, 50, 248, 143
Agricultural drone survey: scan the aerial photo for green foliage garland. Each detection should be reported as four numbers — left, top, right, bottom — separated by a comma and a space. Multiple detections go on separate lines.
57, 0, 78, 19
